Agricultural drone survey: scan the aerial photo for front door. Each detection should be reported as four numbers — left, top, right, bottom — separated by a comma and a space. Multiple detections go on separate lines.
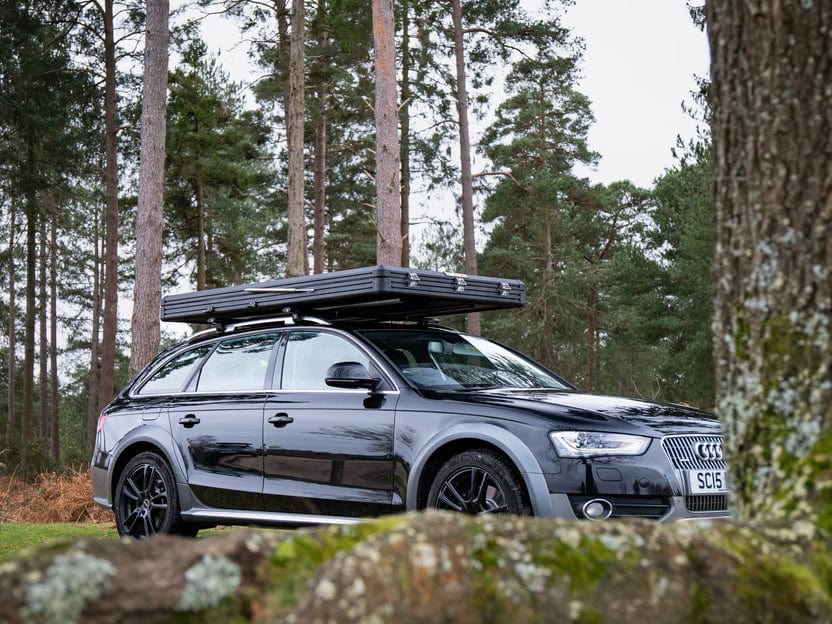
262, 329, 398, 517
167, 332, 279, 510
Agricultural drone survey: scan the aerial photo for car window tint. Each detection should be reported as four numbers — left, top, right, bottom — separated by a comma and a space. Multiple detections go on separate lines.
282, 331, 369, 390
137, 345, 212, 395
195, 333, 278, 392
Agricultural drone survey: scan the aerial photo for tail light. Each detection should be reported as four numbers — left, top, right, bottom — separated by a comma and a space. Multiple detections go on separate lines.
96, 412, 107, 433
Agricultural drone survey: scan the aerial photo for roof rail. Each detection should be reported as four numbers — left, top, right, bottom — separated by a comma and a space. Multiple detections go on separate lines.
187, 314, 331, 342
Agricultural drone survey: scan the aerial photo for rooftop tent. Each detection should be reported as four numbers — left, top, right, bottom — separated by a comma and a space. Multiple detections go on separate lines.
160, 265, 525, 326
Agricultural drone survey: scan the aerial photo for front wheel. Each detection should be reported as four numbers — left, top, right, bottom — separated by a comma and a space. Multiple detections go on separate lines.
426, 449, 531, 515
114, 451, 195, 538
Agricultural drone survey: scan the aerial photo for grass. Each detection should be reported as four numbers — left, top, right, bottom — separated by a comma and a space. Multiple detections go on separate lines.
0, 473, 268, 561
0, 522, 117, 561
0, 522, 247, 561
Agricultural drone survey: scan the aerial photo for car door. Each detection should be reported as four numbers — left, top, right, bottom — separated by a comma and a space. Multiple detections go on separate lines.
262, 328, 398, 517
166, 332, 279, 511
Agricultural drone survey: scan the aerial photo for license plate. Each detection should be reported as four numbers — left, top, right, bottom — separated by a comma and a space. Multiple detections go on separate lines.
687, 470, 728, 494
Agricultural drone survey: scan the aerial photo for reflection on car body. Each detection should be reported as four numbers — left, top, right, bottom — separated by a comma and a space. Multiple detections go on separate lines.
90, 266, 729, 538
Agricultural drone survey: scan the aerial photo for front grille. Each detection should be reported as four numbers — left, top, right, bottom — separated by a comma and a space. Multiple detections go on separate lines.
661, 435, 727, 470
685, 495, 729, 513
568, 495, 671, 521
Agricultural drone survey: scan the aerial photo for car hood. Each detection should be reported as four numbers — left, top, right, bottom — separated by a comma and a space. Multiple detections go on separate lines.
433, 388, 721, 437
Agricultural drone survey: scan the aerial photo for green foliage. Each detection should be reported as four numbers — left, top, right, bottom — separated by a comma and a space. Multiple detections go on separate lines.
165, 33, 279, 287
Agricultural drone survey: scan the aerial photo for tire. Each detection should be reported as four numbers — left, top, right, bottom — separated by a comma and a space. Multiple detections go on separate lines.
426, 449, 531, 515
114, 451, 196, 538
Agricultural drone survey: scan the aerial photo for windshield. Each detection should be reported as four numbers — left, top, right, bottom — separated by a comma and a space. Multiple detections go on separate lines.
358, 329, 572, 391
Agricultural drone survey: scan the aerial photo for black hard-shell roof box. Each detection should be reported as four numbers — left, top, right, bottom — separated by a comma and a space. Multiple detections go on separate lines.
160, 265, 525, 325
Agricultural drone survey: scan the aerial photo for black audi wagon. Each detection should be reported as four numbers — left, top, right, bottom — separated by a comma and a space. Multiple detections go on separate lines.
91, 266, 729, 537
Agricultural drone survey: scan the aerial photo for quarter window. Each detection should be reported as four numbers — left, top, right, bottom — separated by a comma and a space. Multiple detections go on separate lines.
195, 333, 278, 392
137, 345, 212, 395
281, 331, 370, 390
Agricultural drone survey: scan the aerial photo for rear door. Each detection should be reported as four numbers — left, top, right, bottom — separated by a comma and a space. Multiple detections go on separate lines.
166, 332, 279, 510
262, 329, 398, 517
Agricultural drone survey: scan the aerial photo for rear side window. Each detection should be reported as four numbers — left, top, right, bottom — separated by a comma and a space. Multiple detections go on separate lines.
195, 333, 279, 392
136, 345, 212, 395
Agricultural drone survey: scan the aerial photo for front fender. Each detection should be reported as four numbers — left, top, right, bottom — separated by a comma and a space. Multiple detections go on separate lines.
405, 422, 554, 517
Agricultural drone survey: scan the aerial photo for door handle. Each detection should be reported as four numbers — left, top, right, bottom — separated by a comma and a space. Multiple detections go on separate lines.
268, 413, 294, 428
178, 414, 201, 428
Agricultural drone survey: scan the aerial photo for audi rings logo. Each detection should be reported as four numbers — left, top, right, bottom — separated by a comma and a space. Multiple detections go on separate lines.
694, 441, 723, 461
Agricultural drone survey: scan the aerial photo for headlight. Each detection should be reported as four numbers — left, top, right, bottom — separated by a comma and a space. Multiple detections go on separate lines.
549, 431, 651, 458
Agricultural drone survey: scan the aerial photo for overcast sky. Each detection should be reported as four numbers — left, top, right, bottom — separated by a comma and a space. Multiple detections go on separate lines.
562, 1, 710, 187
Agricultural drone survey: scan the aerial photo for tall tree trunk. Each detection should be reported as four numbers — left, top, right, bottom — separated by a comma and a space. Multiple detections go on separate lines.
99, 0, 120, 406
586, 285, 596, 392
399, 0, 411, 268
6, 201, 16, 442
286, 0, 307, 277
49, 209, 59, 461
451, 0, 479, 335
38, 217, 48, 441
372, 0, 401, 266
22, 183, 36, 442
86, 207, 101, 447
196, 175, 207, 290
129, 0, 170, 379
312, 85, 326, 274
311, 0, 328, 275
708, 1, 832, 538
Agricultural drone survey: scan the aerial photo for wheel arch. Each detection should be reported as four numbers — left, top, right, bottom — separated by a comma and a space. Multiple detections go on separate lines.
406, 424, 554, 517
108, 430, 184, 504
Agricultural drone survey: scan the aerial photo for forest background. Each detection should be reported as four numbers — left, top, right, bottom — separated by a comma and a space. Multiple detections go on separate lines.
0, 0, 712, 474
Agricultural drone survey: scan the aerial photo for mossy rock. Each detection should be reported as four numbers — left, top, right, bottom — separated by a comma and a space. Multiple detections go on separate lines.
1, 513, 830, 623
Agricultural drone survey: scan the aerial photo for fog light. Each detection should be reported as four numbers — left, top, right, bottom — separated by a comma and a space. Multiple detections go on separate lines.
582, 498, 613, 520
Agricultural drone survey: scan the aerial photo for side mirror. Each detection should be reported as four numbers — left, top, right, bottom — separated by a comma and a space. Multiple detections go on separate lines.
325, 361, 381, 391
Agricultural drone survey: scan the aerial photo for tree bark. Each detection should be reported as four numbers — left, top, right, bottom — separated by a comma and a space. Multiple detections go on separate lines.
99, 0, 120, 406
372, 0, 401, 266
49, 210, 59, 461
451, 0, 479, 335
38, 216, 48, 442
22, 179, 36, 442
399, 0, 411, 268
196, 175, 207, 290
286, 0, 307, 277
312, 85, 326, 274
130, 0, 170, 379
6, 200, 16, 442
86, 207, 101, 447
708, 1, 832, 539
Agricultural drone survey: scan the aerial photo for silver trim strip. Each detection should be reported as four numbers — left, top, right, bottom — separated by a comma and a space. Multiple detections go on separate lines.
182, 509, 364, 526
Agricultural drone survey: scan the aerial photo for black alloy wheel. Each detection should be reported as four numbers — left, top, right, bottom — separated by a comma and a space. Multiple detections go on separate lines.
114, 451, 194, 538
427, 449, 531, 515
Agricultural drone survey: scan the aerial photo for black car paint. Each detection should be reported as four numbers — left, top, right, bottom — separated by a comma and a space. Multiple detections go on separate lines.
94, 323, 724, 524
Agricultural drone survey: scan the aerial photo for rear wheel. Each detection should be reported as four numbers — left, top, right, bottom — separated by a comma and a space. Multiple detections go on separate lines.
114, 451, 196, 538
427, 449, 531, 515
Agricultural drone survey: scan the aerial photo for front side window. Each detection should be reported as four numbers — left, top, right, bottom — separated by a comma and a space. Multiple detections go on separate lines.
137, 345, 212, 395
195, 333, 279, 392
281, 331, 370, 390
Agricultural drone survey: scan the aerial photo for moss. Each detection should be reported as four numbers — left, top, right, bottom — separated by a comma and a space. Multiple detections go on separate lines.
266, 516, 406, 611
683, 582, 713, 624
574, 607, 604, 624
532, 534, 620, 592
712, 532, 831, 622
